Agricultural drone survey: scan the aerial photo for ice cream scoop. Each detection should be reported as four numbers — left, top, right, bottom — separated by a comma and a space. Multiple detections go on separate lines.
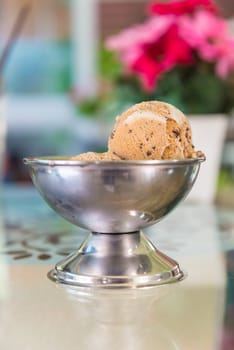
108, 101, 202, 160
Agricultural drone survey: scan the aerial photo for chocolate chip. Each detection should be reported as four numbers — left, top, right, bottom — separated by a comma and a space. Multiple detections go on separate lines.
152, 146, 156, 150
146, 151, 152, 156
172, 130, 180, 137
113, 151, 126, 160
128, 129, 133, 133
146, 137, 149, 141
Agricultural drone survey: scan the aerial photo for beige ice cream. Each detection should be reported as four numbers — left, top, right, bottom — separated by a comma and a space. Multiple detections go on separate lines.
108, 101, 202, 160
72, 101, 203, 161
71, 152, 121, 161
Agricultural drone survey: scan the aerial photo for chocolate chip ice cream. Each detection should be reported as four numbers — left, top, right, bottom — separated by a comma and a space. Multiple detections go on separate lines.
73, 100, 203, 161
108, 101, 202, 160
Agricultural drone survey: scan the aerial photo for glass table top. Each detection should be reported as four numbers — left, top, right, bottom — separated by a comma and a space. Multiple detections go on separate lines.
0, 185, 234, 350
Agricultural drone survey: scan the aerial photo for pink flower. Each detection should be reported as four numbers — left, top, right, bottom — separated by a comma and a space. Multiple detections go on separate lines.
148, 0, 219, 16
179, 10, 227, 60
105, 16, 175, 77
133, 24, 193, 91
105, 0, 234, 92
106, 16, 174, 55
106, 16, 193, 91
215, 39, 234, 78
178, 10, 234, 77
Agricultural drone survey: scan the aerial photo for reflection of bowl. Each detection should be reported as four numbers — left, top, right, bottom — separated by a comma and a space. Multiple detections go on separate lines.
54, 284, 182, 350
24, 156, 204, 288
57, 283, 173, 324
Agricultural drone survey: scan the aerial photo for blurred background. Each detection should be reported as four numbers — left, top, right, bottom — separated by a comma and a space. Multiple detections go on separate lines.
0, 0, 234, 207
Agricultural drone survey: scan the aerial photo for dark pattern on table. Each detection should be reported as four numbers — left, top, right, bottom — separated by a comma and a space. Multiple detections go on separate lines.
0, 220, 86, 263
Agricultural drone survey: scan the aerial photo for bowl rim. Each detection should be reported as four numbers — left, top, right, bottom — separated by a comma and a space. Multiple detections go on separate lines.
23, 156, 205, 167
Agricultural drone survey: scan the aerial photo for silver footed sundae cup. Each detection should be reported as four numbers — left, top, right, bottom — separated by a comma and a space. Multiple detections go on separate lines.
24, 156, 205, 288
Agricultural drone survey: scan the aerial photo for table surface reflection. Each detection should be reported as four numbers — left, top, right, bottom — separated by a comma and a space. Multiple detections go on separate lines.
0, 185, 234, 350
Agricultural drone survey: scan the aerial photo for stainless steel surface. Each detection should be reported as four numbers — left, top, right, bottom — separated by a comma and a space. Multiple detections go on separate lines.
48, 231, 185, 288
24, 157, 204, 288
24, 157, 203, 232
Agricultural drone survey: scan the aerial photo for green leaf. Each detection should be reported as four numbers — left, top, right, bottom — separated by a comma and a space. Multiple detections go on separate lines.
99, 47, 122, 80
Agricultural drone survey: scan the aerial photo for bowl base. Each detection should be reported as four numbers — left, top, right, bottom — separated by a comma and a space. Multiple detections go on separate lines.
48, 231, 185, 288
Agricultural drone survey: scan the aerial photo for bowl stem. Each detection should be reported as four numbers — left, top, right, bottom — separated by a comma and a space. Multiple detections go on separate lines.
48, 231, 185, 288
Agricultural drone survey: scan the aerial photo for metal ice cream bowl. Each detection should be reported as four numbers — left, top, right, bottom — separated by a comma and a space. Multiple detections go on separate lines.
24, 156, 205, 288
